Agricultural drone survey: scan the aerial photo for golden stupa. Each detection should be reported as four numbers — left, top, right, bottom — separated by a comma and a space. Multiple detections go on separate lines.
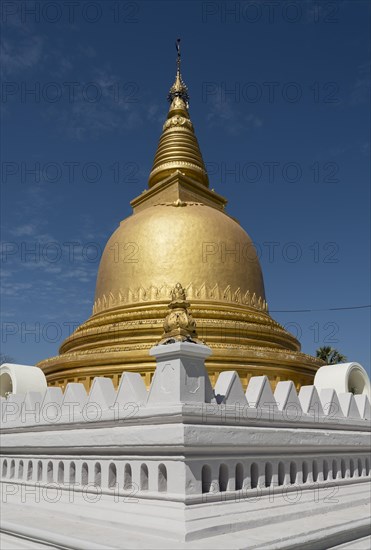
38, 43, 323, 390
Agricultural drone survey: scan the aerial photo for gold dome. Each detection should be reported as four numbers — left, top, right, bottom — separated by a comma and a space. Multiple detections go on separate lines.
38, 44, 323, 390
94, 202, 266, 315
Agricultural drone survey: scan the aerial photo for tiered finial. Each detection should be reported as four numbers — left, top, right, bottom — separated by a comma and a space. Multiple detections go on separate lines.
167, 38, 190, 107
158, 283, 203, 345
148, 40, 209, 188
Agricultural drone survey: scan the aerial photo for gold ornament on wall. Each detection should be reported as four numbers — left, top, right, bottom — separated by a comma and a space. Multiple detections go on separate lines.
159, 283, 204, 345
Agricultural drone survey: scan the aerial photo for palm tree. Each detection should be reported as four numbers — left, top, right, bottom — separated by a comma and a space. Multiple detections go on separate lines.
316, 346, 347, 364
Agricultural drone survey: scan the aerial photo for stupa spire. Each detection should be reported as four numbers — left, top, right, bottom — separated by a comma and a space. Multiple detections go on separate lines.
167, 39, 190, 107
148, 39, 209, 188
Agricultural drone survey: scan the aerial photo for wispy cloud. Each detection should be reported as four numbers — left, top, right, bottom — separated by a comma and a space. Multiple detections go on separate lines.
350, 62, 370, 105
9, 223, 42, 237
360, 142, 370, 156
41, 67, 163, 140
1, 35, 44, 77
1, 281, 33, 296
206, 87, 263, 136
1, 22, 164, 140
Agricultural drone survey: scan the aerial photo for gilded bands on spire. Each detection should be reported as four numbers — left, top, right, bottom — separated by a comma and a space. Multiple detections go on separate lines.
148, 40, 209, 188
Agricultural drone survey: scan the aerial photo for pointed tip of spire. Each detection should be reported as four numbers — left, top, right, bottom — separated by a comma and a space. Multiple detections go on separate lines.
167, 38, 190, 107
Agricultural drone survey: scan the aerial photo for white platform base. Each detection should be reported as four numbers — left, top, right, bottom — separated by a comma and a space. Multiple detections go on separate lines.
1, 481, 370, 549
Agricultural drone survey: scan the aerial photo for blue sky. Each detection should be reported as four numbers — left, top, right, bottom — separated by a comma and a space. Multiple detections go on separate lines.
1, 0, 370, 374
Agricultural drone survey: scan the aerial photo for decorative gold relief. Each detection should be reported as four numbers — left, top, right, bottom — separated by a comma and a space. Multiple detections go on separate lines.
92, 283, 268, 315
163, 115, 193, 131
154, 200, 203, 207
158, 283, 203, 344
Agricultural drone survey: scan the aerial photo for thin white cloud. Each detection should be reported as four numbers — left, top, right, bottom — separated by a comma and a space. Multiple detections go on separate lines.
206, 86, 263, 136
0, 282, 33, 296
350, 63, 370, 105
9, 224, 39, 237
1, 35, 43, 77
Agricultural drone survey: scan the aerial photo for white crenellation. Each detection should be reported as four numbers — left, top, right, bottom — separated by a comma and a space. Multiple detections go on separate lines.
319, 388, 344, 419
338, 392, 361, 419
214, 371, 246, 405
1, 373, 371, 428
245, 375, 278, 412
354, 393, 371, 419
274, 381, 301, 412
43, 386, 63, 405
298, 385, 324, 416
88, 377, 116, 409
62, 382, 88, 414
116, 372, 147, 407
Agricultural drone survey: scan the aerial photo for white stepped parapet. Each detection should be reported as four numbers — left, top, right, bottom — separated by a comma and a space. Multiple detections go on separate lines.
22, 391, 44, 425
298, 385, 324, 417
338, 393, 361, 419
88, 377, 116, 409
214, 371, 247, 405
1, 363, 371, 428
1, 393, 25, 424
41, 387, 64, 423
42, 387, 63, 406
61, 383, 87, 421
115, 372, 147, 407
354, 394, 371, 420
245, 375, 278, 411
62, 383, 87, 406
319, 388, 345, 420
274, 381, 302, 415
23, 391, 43, 409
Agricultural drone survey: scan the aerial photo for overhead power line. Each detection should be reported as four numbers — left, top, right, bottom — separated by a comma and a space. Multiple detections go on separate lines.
270, 305, 371, 313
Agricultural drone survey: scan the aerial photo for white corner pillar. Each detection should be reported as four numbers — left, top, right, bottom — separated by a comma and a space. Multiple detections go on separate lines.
147, 341, 214, 405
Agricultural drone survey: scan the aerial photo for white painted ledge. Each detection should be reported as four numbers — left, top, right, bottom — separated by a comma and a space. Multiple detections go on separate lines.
0, 481, 370, 549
